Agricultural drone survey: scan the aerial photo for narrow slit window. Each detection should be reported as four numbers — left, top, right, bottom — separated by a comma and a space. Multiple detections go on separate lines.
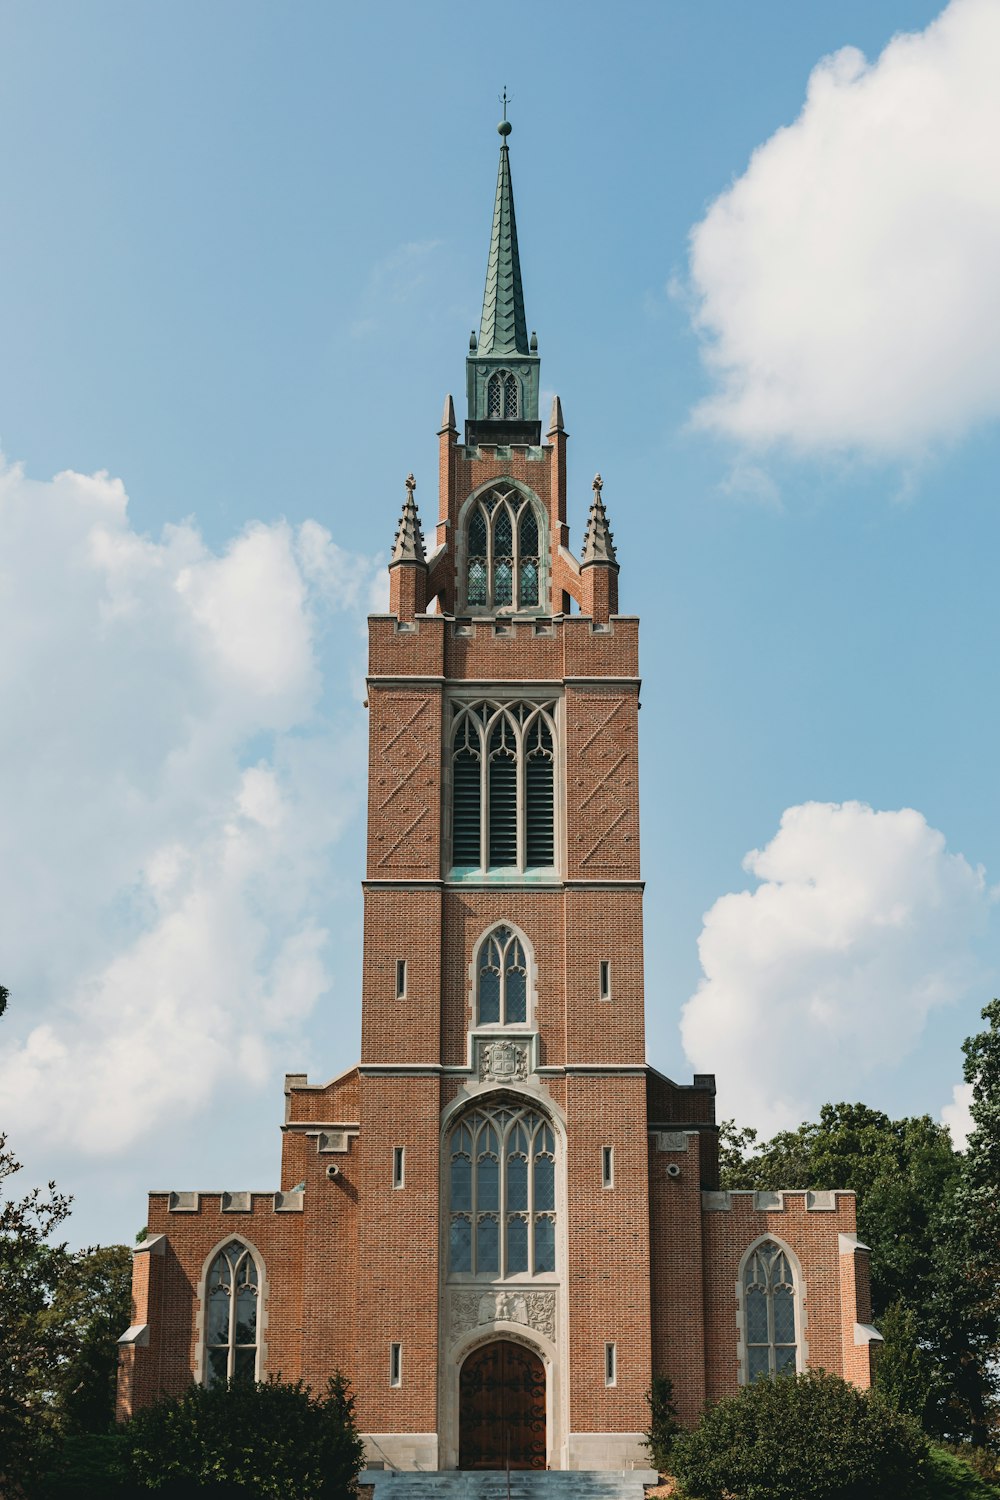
599, 960, 611, 1000
605, 1342, 617, 1387
393, 1147, 405, 1189
602, 1145, 614, 1189
390, 1343, 402, 1387
395, 959, 407, 1000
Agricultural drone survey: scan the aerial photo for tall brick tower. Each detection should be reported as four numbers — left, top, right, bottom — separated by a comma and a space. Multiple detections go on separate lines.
120, 113, 876, 1479
355, 113, 662, 1473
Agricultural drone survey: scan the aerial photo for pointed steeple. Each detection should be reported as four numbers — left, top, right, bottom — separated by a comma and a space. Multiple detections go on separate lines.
391, 473, 426, 565
582, 475, 618, 568
479, 118, 529, 358
465, 112, 541, 444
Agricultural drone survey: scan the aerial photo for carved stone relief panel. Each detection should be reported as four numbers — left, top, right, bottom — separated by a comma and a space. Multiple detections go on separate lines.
478, 1039, 529, 1083
448, 1288, 556, 1345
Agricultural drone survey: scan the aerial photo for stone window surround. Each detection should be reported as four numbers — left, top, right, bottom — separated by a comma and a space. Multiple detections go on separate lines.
444, 691, 564, 882
468, 920, 538, 1033
455, 477, 550, 619
193, 1235, 269, 1387
734, 1234, 808, 1386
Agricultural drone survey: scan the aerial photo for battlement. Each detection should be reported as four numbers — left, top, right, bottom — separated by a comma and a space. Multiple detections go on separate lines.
701, 1189, 856, 1212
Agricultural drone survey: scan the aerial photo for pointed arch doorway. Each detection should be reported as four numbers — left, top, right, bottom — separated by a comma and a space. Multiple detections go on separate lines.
459, 1340, 546, 1470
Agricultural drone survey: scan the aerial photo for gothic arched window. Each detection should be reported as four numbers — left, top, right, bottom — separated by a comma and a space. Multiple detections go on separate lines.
486, 370, 519, 420
204, 1240, 260, 1386
447, 1103, 556, 1278
742, 1239, 799, 1381
476, 925, 528, 1025
464, 486, 542, 613
450, 701, 556, 873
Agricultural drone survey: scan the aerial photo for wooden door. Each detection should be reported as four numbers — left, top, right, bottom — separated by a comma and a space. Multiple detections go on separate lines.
459, 1340, 546, 1469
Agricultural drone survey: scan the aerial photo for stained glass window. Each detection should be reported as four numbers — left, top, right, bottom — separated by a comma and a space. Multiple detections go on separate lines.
447, 1104, 558, 1279
203, 1241, 259, 1386
742, 1240, 798, 1380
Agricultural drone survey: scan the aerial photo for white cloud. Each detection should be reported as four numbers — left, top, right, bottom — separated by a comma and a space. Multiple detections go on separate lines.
687, 0, 1000, 455
680, 802, 989, 1135
0, 455, 380, 1154
941, 1080, 974, 1149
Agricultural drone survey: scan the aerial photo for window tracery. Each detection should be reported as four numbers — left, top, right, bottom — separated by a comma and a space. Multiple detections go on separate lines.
204, 1240, 260, 1385
476, 925, 528, 1025
450, 700, 556, 873
447, 1102, 556, 1278
742, 1239, 799, 1380
486, 370, 519, 420
464, 486, 542, 613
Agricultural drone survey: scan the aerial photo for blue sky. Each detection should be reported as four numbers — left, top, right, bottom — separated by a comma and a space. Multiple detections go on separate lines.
2, 0, 999, 1248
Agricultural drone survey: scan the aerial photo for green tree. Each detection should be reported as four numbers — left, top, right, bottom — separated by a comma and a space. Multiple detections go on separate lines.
670, 1370, 929, 1500
934, 999, 1000, 1446
0, 1134, 73, 1497
45, 1243, 134, 1435
125, 1375, 366, 1497
874, 1300, 930, 1421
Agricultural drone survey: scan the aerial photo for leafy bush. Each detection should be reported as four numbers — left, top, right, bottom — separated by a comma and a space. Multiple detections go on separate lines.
124, 1375, 365, 1498
934, 1444, 1000, 1491
670, 1370, 929, 1500
644, 1374, 682, 1472
28, 1432, 131, 1498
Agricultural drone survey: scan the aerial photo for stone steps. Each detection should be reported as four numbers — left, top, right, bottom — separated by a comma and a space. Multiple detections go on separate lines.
365, 1471, 657, 1500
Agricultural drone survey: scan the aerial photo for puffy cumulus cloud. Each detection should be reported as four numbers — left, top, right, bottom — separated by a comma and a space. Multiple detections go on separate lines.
941, 1081, 974, 1149
0, 455, 381, 1153
687, 0, 1000, 454
680, 802, 989, 1134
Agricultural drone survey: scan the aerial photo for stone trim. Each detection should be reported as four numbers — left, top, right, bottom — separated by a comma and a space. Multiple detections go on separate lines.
117, 1324, 149, 1347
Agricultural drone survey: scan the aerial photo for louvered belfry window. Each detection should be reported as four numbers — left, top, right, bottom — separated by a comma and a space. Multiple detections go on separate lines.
450, 701, 556, 873
448, 1103, 556, 1278
464, 486, 542, 613
743, 1240, 799, 1380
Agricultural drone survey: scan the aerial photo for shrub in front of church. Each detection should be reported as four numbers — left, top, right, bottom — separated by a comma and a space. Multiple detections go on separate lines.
124, 1374, 365, 1497
644, 1374, 683, 1473
669, 1369, 930, 1500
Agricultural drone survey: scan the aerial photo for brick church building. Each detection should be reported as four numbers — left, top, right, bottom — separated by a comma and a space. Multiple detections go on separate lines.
117, 119, 880, 1475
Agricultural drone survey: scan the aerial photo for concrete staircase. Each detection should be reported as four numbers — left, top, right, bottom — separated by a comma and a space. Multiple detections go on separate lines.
364, 1472, 658, 1500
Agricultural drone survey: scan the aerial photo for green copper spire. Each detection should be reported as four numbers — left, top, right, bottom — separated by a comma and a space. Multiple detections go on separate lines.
479, 119, 529, 357
465, 107, 541, 444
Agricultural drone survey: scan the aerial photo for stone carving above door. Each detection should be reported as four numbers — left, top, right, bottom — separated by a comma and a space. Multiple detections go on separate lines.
478, 1039, 529, 1083
448, 1288, 556, 1344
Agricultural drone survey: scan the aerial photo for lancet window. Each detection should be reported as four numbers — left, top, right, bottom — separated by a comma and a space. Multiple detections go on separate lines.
204, 1240, 260, 1385
486, 370, 519, 420
447, 1103, 557, 1278
451, 700, 556, 873
476, 925, 528, 1025
465, 486, 542, 613
742, 1239, 799, 1380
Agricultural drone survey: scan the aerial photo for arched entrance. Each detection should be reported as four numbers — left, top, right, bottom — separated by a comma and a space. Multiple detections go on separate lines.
459, 1339, 546, 1470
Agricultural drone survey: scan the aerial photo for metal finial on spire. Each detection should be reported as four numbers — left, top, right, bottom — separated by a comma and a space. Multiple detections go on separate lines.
499, 87, 512, 137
